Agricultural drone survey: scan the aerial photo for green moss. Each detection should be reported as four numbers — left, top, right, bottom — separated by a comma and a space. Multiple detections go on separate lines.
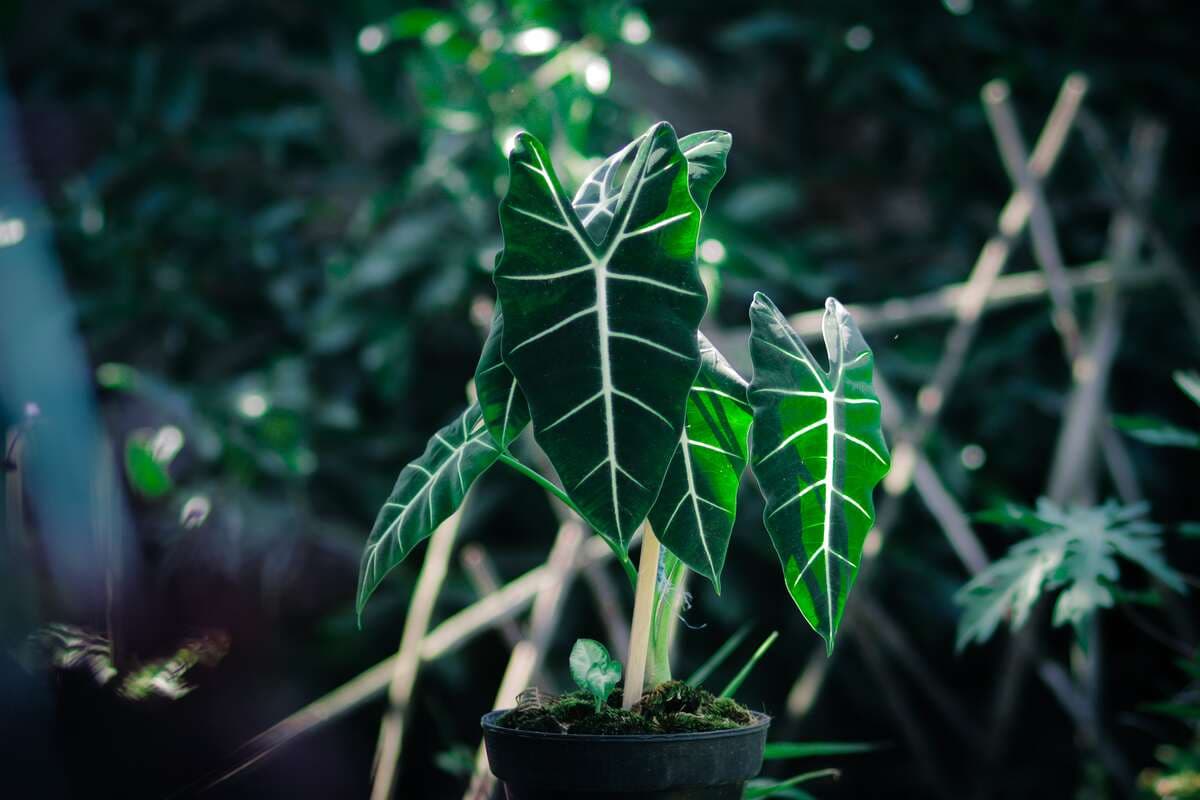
499, 681, 755, 736
659, 712, 740, 733
497, 706, 564, 733
706, 696, 754, 726
548, 692, 598, 726
568, 706, 658, 735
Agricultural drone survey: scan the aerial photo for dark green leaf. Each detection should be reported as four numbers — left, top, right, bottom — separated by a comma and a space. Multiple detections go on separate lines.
474, 305, 529, 449
747, 294, 890, 652
649, 336, 752, 590
572, 130, 730, 243
495, 123, 706, 552
357, 404, 499, 617
478, 129, 732, 461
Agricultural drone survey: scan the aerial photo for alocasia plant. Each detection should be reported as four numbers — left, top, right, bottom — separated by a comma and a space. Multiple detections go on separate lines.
357, 120, 891, 700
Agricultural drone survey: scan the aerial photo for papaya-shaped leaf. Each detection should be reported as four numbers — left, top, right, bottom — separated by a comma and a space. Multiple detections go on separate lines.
572, 129, 731, 242
648, 335, 752, 590
748, 294, 890, 653
955, 499, 1185, 651
478, 130, 731, 455
474, 305, 529, 449
494, 123, 706, 551
357, 404, 499, 616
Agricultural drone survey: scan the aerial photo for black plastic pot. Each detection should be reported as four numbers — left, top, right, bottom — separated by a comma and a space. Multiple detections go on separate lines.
481, 709, 770, 799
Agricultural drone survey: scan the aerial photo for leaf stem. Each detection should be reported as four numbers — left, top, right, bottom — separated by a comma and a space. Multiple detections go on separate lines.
497, 452, 580, 515
496, 451, 638, 587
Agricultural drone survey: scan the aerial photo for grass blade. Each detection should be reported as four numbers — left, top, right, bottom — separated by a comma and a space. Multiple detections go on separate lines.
764, 741, 880, 760
743, 767, 840, 799
720, 630, 778, 698
686, 622, 752, 687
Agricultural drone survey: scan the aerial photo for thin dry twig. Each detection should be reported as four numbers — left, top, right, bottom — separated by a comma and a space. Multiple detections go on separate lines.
463, 519, 587, 800
884, 73, 1089, 496
370, 509, 464, 800
779, 261, 1164, 341
191, 534, 618, 794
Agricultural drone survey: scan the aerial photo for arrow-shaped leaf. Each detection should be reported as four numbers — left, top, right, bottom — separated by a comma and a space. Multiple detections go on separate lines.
476, 130, 731, 457
648, 335, 752, 591
474, 305, 529, 449
357, 404, 499, 616
494, 123, 706, 551
747, 294, 889, 652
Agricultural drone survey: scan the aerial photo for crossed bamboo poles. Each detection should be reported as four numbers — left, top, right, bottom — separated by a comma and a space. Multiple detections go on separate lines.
186, 73, 1199, 799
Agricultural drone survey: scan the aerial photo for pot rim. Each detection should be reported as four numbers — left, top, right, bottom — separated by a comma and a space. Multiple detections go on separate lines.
480, 708, 771, 744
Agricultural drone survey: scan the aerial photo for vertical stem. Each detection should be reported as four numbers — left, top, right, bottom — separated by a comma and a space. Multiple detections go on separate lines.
647, 552, 687, 686
622, 522, 660, 709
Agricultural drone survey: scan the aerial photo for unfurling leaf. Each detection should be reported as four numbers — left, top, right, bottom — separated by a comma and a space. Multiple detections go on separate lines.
494, 123, 706, 552
955, 499, 1186, 650
649, 336, 752, 591
747, 294, 890, 653
357, 404, 499, 617
570, 638, 622, 712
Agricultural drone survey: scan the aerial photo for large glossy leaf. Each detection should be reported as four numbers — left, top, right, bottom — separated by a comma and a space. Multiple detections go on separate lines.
494, 123, 706, 551
747, 294, 890, 652
474, 305, 529, 449
648, 336, 752, 590
476, 130, 731, 456
357, 404, 498, 616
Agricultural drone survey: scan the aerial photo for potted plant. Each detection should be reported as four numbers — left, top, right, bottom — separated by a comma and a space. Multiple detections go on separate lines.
356, 122, 891, 799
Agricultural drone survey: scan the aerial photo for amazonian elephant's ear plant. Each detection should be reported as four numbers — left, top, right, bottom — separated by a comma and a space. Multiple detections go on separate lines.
356, 121, 891, 709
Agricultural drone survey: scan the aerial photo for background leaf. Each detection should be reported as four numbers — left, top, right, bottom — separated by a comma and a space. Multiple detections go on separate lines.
956, 500, 1186, 650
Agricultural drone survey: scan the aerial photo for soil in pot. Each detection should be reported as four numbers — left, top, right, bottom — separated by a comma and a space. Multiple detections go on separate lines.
498, 680, 754, 735
482, 685, 769, 799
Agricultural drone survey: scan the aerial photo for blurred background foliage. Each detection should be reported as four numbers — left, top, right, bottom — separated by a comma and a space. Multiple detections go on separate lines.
1, 0, 1199, 797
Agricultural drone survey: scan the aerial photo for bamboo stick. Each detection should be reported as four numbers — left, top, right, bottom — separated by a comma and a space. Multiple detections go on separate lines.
622, 523, 660, 709
463, 519, 586, 800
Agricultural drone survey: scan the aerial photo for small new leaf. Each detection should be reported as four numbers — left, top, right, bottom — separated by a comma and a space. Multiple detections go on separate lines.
956, 500, 1186, 650
569, 638, 622, 713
